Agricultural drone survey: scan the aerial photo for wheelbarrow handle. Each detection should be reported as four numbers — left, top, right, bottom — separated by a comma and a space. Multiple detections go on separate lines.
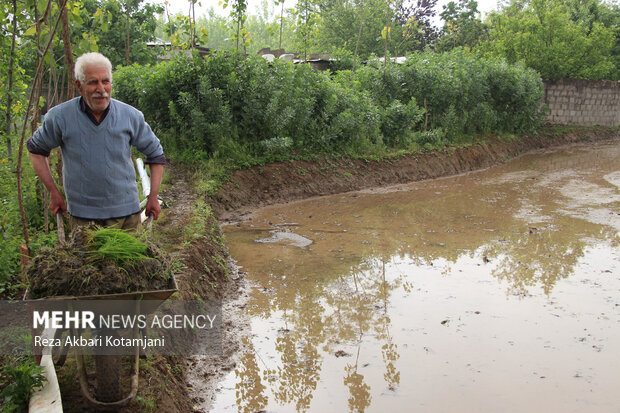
56, 212, 66, 246
145, 212, 154, 234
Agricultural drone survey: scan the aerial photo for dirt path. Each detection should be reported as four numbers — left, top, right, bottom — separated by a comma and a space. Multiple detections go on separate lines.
143, 168, 250, 412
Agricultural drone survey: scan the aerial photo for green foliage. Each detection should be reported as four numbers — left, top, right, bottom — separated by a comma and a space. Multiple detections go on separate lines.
435, 0, 488, 52
294, 0, 321, 59
480, 0, 618, 80
0, 0, 32, 141
114, 49, 544, 164
156, 4, 299, 55
358, 50, 544, 138
315, 0, 386, 58
314, 0, 441, 59
1, 358, 46, 412
183, 199, 213, 244
0, 146, 58, 299
380, 98, 425, 146
78, 0, 164, 67
222, 0, 250, 51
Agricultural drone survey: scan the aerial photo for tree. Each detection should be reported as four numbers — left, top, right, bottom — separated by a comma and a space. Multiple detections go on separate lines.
435, 0, 488, 51
295, 0, 320, 59
273, 0, 286, 49
480, 0, 617, 80
2, 0, 19, 160
393, 0, 439, 52
315, 0, 405, 59
0, 0, 33, 160
78, 0, 163, 67
561, 0, 620, 80
222, 0, 250, 52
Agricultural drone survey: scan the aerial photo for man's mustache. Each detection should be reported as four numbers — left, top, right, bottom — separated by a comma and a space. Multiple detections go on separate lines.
92, 92, 109, 98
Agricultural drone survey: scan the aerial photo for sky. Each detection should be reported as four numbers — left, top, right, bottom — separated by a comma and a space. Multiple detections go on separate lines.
153, 0, 503, 24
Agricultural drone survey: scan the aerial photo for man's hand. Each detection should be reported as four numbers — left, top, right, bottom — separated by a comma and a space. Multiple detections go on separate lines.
50, 191, 67, 216
145, 195, 161, 220
145, 163, 164, 220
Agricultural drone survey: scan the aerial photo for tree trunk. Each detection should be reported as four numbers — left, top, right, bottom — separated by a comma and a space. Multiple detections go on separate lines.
304, 1, 309, 61
383, 0, 390, 79
125, 1, 131, 65
354, 0, 365, 71
241, 19, 247, 55
190, 0, 196, 48
279, 0, 284, 50
166, 2, 172, 36
236, 18, 240, 51
16, 0, 67, 248
61, 2, 75, 100
60, 0, 75, 191
5, 0, 18, 161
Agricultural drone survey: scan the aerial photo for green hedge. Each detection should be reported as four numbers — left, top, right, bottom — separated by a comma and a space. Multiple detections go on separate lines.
113, 49, 544, 160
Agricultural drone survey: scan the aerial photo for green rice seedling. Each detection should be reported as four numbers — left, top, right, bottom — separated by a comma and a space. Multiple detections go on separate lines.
88, 228, 151, 266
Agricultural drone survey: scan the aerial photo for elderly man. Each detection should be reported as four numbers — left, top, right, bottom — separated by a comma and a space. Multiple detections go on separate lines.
27, 52, 165, 230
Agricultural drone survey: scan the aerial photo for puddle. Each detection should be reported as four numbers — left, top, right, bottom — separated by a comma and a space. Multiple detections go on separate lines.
214, 142, 620, 412
256, 231, 314, 248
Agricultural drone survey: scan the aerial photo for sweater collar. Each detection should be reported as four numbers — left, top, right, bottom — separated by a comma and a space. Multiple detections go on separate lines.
79, 97, 110, 126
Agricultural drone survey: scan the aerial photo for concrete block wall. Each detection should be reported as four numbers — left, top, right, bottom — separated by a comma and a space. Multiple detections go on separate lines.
543, 79, 619, 126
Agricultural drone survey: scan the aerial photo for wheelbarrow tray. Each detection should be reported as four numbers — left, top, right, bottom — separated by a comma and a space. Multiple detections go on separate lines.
24, 273, 178, 317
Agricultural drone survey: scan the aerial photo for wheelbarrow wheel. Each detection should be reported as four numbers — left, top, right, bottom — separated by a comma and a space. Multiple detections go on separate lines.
96, 330, 122, 403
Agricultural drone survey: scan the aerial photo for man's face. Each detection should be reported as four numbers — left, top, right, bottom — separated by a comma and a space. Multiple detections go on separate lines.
76, 65, 112, 116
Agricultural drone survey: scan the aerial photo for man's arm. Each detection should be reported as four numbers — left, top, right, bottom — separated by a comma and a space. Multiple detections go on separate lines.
28, 152, 66, 215
145, 163, 163, 220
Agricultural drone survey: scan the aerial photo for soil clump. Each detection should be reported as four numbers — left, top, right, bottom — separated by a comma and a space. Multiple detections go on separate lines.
28, 226, 174, 298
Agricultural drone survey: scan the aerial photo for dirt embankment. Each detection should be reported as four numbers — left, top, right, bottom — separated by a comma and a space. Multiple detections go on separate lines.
212, 126, 619, 222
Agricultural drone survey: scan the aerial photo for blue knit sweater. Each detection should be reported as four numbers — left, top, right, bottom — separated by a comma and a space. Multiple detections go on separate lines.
29, 97, 164, 219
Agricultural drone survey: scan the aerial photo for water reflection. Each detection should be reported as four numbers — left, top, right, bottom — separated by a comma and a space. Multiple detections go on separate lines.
216, 142, 620, 412
343, 349, 371, 412
234, 337, 268, 413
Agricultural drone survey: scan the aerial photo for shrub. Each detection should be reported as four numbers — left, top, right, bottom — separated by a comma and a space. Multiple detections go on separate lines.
113, 49, 544, 161
1, 358, 46, 412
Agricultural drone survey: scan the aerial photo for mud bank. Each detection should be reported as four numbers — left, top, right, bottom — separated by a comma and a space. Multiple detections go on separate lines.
213, 126, 619, 222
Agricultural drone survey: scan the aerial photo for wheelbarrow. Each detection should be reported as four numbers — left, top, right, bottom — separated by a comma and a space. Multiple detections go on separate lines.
27, 212, 177, 410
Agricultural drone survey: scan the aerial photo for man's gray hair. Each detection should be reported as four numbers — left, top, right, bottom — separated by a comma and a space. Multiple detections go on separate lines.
74, 52, 113, 83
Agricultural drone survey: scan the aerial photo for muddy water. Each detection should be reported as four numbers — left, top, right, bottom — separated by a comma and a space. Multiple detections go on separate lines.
214, 141, 620, 412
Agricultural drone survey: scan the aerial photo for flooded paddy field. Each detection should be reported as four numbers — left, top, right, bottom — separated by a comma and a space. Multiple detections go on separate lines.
214, 141, 620, 412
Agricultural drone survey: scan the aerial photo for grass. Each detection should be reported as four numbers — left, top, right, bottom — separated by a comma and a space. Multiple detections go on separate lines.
182, 199, 213, 244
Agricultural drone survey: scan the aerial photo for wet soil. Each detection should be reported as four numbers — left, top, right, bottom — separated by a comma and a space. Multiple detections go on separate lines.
196, 126, 617, 413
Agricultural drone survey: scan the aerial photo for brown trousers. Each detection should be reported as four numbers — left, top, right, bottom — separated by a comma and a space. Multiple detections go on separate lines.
69, 212, 142, 232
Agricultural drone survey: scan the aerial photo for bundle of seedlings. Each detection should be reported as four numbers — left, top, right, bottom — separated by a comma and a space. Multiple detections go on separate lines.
27, 226, 175, 298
